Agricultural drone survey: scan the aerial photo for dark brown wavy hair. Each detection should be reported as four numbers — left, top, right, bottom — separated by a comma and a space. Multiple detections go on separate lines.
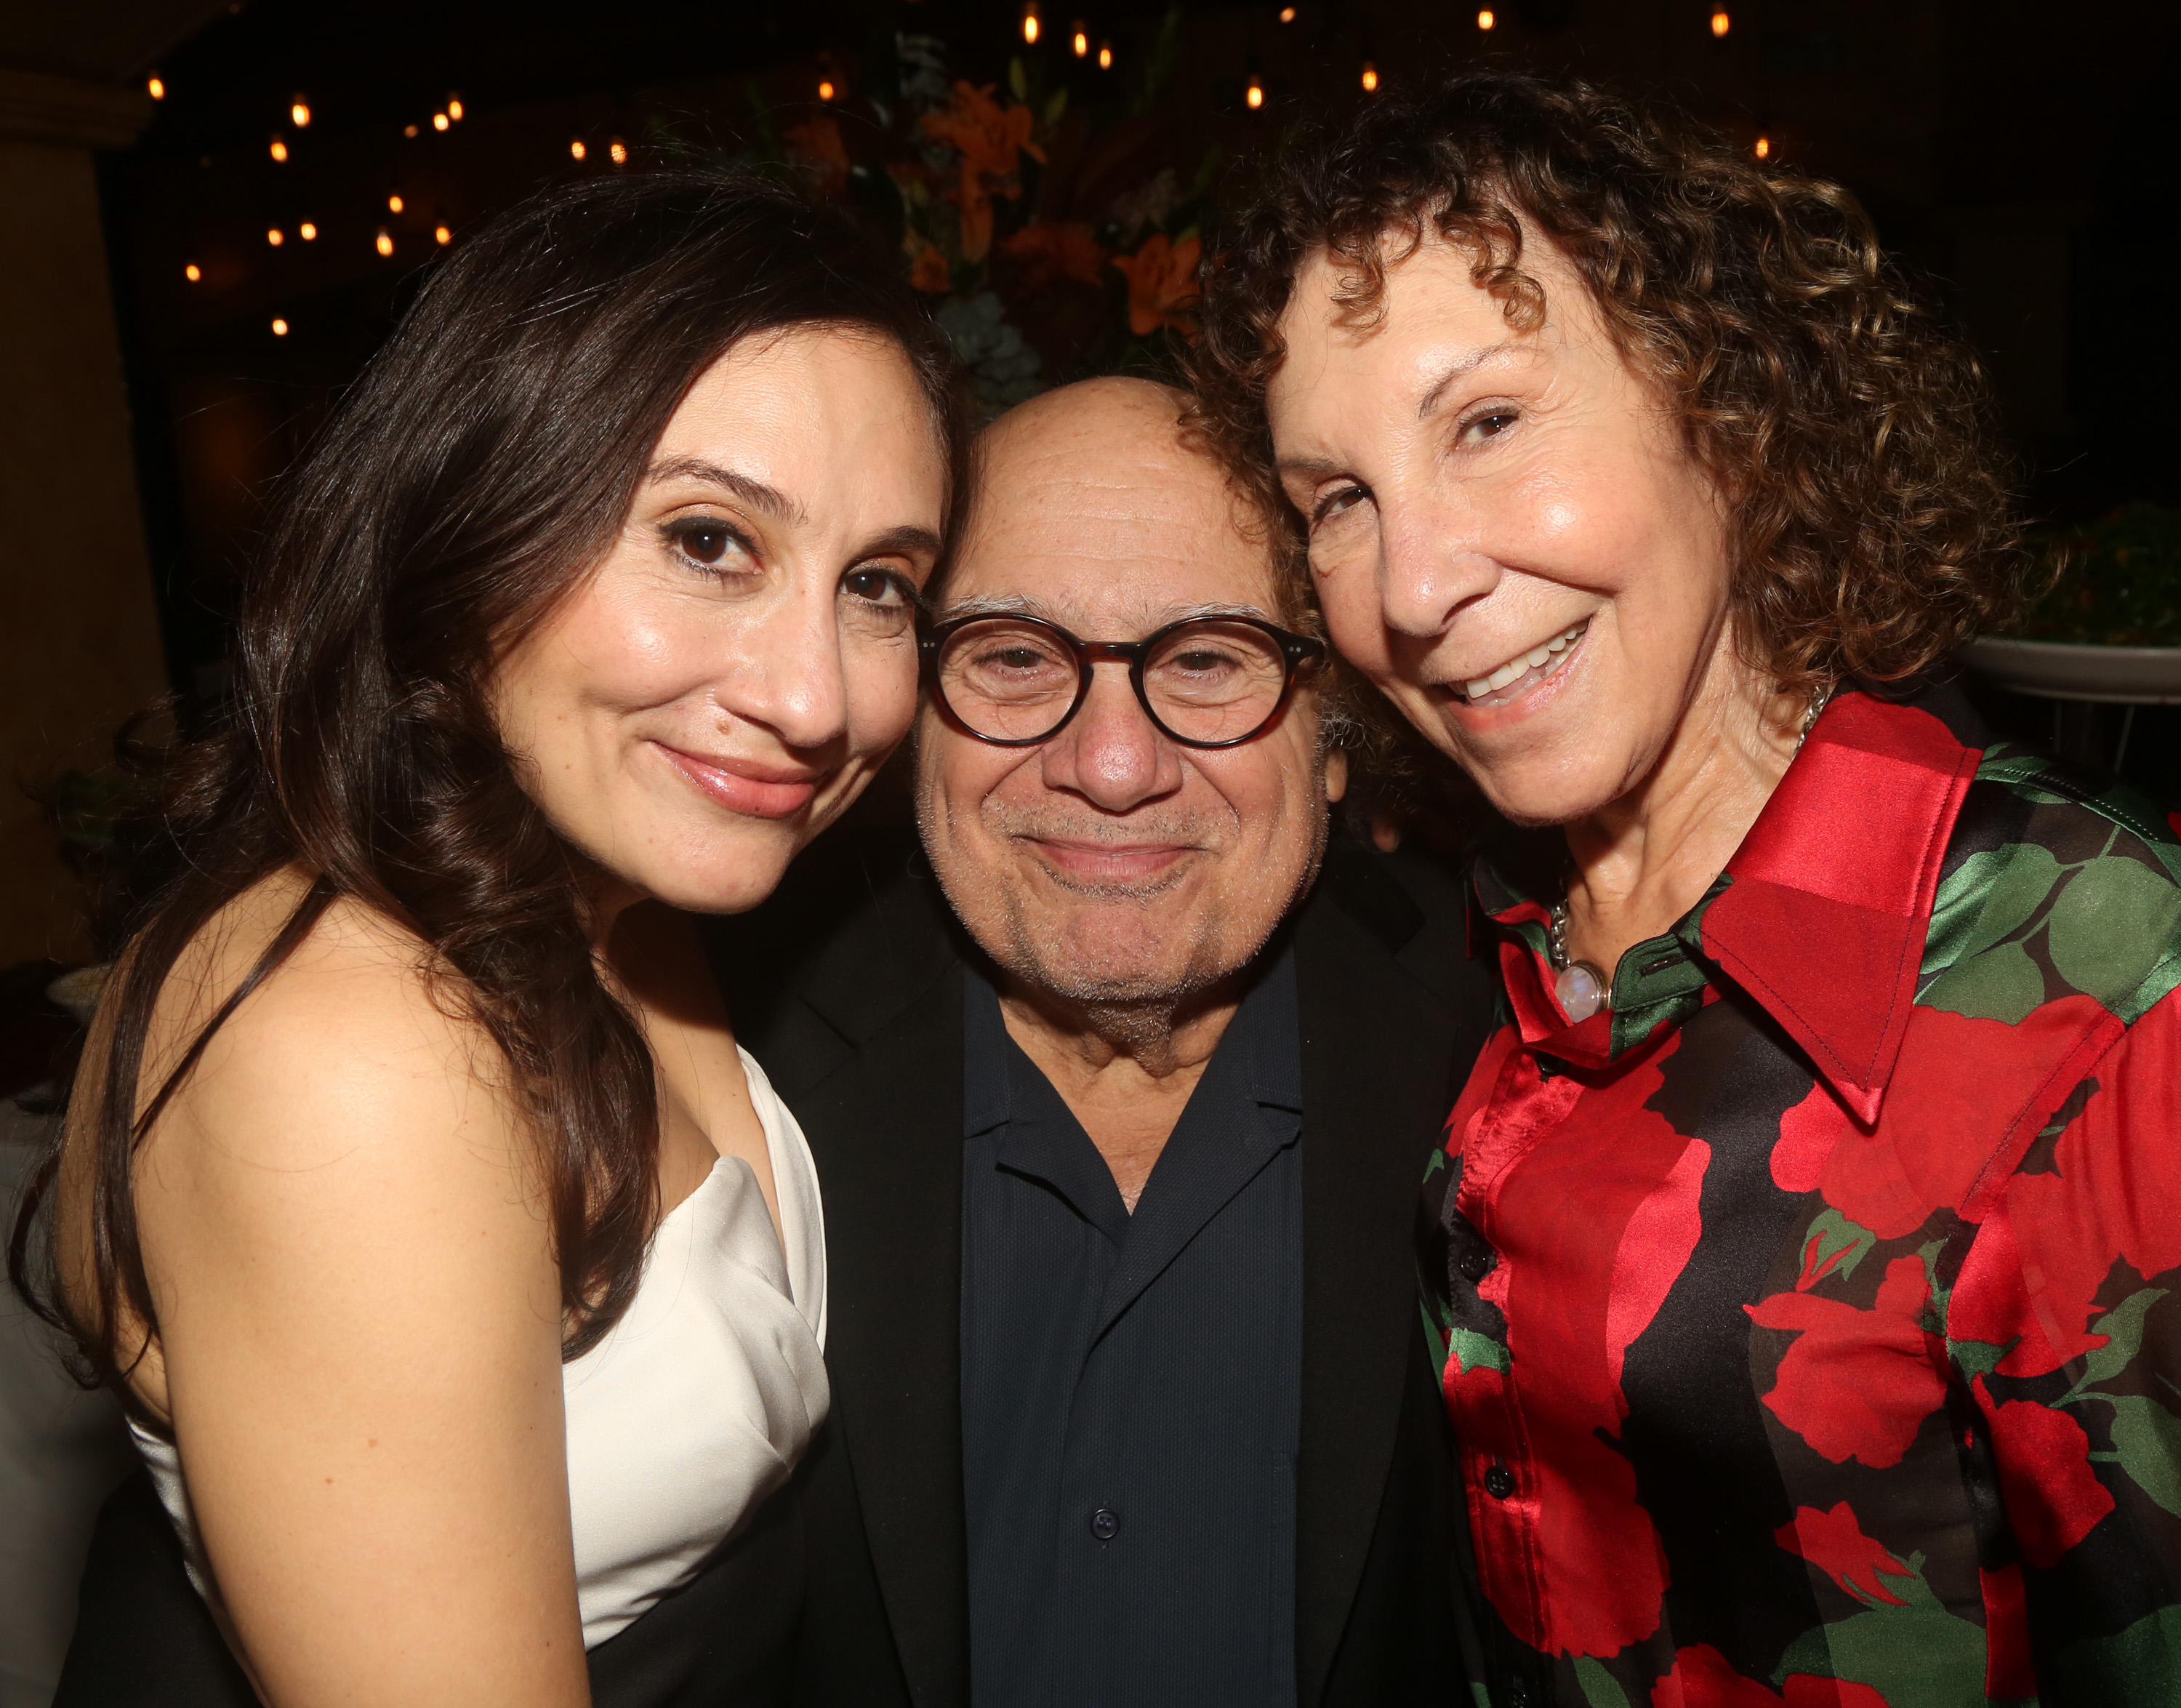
1187, 70, 2029, 700
9, 166, 965, 1416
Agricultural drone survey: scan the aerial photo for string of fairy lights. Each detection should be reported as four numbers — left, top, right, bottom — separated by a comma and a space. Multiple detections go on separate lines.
146, 76, 648, 340
1012, 4, 1762, 145
1007, 4, 1762, 139
148, 2, 1767, 341
148, 73, 495, 337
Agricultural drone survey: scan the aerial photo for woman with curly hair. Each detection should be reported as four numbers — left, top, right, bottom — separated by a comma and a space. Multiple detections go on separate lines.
1192, 71, 2181, 1708
14, 168, 961, 1707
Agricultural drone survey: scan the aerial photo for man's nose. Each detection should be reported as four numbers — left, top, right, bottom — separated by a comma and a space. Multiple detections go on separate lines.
1038, 662, 1184, 811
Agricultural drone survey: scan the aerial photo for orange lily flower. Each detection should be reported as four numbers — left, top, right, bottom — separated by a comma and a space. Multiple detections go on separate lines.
1110, 232, 1202, 337
1000, 221, 1105, 294
920, 80, 1045, 262
904, 232, 952, 294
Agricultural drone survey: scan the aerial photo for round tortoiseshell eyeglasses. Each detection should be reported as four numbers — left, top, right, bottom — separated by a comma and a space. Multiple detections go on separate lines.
922, 612, 1328, 749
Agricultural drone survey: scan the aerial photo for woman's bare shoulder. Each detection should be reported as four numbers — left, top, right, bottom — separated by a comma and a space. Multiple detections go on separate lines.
60, 873, 551, 1423
62, 870, 531, 1299
135, 870, 515, 1162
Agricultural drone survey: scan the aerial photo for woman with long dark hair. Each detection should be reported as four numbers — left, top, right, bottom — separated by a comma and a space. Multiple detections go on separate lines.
12, 167, 963, 1706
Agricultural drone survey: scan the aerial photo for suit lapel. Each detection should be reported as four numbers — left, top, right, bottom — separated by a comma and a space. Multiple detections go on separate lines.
1292, 866, 1466, 1707
791, 960, 969, 1708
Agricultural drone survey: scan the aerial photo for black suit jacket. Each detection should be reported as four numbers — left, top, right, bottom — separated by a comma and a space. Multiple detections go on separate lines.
710, 827, 1495, 1708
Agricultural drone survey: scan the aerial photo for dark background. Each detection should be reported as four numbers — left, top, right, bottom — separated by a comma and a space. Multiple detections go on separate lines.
105, 0, 2181, 694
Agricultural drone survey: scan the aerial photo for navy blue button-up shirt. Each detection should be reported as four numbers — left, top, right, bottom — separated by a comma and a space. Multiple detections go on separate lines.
960, 947, 1306, 1708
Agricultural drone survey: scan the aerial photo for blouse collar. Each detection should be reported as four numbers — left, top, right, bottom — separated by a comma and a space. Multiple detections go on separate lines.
1474, 686, 1985, 1123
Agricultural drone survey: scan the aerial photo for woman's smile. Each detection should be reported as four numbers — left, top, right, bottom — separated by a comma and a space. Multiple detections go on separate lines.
1450, 617, 1591, 709
654, 742, 823, 819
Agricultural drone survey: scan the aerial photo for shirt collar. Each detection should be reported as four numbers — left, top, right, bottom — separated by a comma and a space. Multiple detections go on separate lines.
961, 939, 1304, 1140
1475, 686, 1983, 1123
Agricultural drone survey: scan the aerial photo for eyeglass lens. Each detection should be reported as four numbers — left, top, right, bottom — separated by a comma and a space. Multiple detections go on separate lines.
936, 617, 1293, 745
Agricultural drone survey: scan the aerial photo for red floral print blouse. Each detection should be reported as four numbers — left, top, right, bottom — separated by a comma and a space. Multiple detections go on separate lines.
1423, 683, 2181, 1708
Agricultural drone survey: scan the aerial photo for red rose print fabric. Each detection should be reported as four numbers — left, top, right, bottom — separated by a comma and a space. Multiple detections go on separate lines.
1421, 685, 2181, 1707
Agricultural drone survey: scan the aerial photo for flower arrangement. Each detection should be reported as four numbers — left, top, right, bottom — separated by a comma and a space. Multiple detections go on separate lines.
765, 22, 1219, 417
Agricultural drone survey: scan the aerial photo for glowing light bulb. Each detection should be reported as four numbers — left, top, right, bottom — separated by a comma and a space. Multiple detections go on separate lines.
608, 138, 629, 166
1711, 5, 1730, 36
404, 123, 419, 137
1098, 40, 1113, 68
1477, 9, 1495, 28
1361, 62, 1378, 92
1279, 4, 1296, 18
569, 139, 586, 161
300, 220, 317, 241
446, 96, 464, 121
269, 135, 289, 161
435, 223, 451, 245
818, 79, 836, 100
432, 111, 449, 132
1755, 134, 1771, 159
271, 317, 289, 336
147, 74, 165, 99
1072, 23, 1088, 55
375, 228, 394, 257
291, 98, 310, 127
1022, 4, 1040, 43
387, 192, 403, 212
266, 226, 284, 246
183, 260, 201, 281
1246, 74, 1265, 109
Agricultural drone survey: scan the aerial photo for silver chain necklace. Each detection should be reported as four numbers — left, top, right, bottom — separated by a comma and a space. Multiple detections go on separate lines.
1546, 683, 1833, 1022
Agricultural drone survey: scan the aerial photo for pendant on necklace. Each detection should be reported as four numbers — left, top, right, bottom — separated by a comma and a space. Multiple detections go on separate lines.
1555, 960, 1610, 1023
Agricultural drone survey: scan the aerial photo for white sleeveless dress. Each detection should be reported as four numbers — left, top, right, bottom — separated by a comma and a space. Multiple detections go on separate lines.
131, 1046, 830, 1649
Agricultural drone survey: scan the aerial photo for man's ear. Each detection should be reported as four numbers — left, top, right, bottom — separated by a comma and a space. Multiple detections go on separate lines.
1323, 747, 1349, 803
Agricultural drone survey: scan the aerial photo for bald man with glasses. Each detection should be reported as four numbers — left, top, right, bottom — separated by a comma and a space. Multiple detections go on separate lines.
716, 377, 1494, 1708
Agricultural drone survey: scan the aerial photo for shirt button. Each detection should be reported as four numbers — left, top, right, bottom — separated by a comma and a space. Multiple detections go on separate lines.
1458, 1246, 1498, 1284
1090, 1507, 1120, 1541
1483, 1463, 1517, 1500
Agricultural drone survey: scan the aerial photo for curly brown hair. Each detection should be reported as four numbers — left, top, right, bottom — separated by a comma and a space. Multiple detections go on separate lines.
1187, 70, 2029, 699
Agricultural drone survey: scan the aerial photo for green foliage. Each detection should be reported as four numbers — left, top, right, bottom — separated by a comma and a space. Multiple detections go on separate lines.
1920, 940, 2045, 1025
1445, 1326, 1511, 1376
1573, 1658, 1634, 1708
2046, 855, 2181, 1020
1919, 811, 2181, 1025
2103, 1394, 2181, 1517
1919, 844, 2061, 1022
2040, 1288, 2181, 1519
1772, 1552, 1989, 1708
1802, 1208, 1878, 1288
1948, 1336, 2013, 1384
1417, 1301, 1450, 1383
2018, 502, 2181, 645
2046, 1600, 2181, 1699
1924, 846, 2062, 970
2060, 1288, 2168, 1402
